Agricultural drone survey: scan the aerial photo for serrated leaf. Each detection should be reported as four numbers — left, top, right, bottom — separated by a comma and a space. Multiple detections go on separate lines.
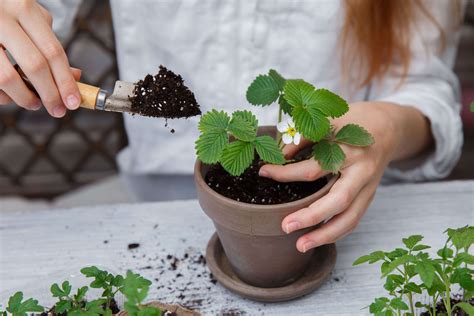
75, 286, 88, 302
292, 105, 330, 141
268, 69, 286, 91
386, 248, 408, 260
369, 297, 389, 313
55, 300, 72, 314
447, 226, 474, 250
390, 298, 409, 310
313, 140, 345, 173
228, 111, 258, 142
308, 88, 349, 118
220, 141, 255, 176
402, 235, 424, 250
335, 124, 374, 147
246, 74, 280, 106
283, 79, 316, 108
254, 136, 285, 165
415, 260, 435, 287
51, 284, 64, 297
279, 95, 293, 115
7, 293, 43, 315
195, 132, 228, 164
198, 110, 230, 133
80, 266, 102, 278
382, 255, 414, 277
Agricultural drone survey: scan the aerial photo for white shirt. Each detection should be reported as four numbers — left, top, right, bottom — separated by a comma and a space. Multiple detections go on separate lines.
43, 0, 464, 182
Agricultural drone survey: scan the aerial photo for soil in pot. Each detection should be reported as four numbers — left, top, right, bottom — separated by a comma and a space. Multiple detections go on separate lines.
129, 65, 201, 119
38, 298, 120, 316
420, 296, 474, 316
205, 157, 328, 205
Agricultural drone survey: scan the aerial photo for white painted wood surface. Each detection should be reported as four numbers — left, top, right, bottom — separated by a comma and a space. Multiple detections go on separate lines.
1, 181, 473, 315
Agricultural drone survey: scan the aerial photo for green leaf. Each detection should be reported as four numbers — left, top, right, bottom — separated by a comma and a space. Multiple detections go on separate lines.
402, 235, 424, 250
268, 69, 286, 91
382, 254, 414, 277
55, 300, 72, 314
292, 104, 330, 141
385, 248, 408, 260
353, 254, 372, 266
335, 124, 374, 147
195, 131, 228, 164
279, 95, 293, 115
390, 298, 409, 311
220, 141, 255, 176
404, 282, 422, 294
308, 88, 349, 118
228, 111, 258, 142
75, 286, 88, 302
412, 244, 431, 251
246, 74, 280, 106
198, 110, 230, 133
51, 284, 64, 297
313, 140, 345, 173
415, 260, 435, 288
437, 247, 454, 259
121, 271, 152, 309
368, 251, 387, 263
61, 281, 72, 296
454, 252, 474, 267
387, 274, 405, 285
80, 266, 102, 278
446, 226, 474, 250
254, 136, 285, 165
454, 302, 474, 315
283, 79, 316, 108
451, 267, 474, 291
7, 292, 43, 316
369, 297, 389, 313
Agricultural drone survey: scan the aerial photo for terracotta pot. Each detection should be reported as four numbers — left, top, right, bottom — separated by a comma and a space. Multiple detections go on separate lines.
194, 126, 337, 288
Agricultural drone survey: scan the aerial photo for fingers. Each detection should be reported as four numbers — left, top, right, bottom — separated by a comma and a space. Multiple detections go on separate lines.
0, 49, 40, 109
70, 67, 82, 81
259, 158, 329, 182
2, 21, 66, 117
18, 3, 81, 110
295, 183, 376, 252
282, 138, 312, 159
281, 165, 369, 234
0, 90, 13, 104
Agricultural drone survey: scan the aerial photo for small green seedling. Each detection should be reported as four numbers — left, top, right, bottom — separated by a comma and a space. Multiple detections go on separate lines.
2, 292, 43, 316
80, 266, 124, 314
353, 226, 474, 316
196, 69, 374, 176
50, 280, 104, 316
121, 271, 161, 316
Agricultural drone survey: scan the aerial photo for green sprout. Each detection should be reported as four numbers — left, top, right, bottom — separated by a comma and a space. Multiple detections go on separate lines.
121, 271, 161, 316
2, 292, 43, 316
195, 69, 374, 176
353, 226, 474, 316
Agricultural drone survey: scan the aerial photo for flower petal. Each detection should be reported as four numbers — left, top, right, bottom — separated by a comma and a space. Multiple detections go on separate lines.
287, 117, 295, 128
277, 121, 288, 133
293, 133, 301, 145
282, 133, 293, 144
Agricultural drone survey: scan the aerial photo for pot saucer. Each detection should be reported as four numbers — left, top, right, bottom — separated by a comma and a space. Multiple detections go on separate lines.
206, 232, 337, 302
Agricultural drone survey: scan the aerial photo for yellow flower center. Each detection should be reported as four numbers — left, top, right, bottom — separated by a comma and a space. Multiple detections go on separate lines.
287, 127, 297, 137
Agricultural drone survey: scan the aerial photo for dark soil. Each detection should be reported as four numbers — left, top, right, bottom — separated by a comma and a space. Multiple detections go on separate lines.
205, 158, 328, 205
129, 65, 201, 118
128, 243, 140, 250
420, 297, 473, 316
38, 298, 120, 316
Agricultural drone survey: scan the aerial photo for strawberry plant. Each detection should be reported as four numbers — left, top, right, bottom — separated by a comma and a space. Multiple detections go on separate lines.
195, 69, 374, 176
353, 226, 474, 316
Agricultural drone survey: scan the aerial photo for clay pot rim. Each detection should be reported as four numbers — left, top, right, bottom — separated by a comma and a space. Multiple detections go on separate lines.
194, 126, 339, 212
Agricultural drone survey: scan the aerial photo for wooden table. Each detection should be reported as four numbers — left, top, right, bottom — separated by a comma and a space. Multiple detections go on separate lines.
1, 181, 473, 315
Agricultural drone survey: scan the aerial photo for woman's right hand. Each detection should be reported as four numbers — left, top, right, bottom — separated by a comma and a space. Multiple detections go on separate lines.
0, 0, 81, 117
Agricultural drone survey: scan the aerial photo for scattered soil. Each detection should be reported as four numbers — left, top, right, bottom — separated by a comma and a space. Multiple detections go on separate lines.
129, 65, 201, 119
420, 297, 473, 316
128, 243, 140, 250
205, 158, 328, 205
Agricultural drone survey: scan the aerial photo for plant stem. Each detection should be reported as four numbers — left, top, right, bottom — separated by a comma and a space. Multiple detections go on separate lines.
277, 103, 282, 145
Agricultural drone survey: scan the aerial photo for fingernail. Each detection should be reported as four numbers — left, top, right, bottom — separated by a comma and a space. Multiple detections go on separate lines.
259, 169, 270, 178
285, 221, 300, 234
301, 241, 316, 253
53, 105, 66, 118
30, 102, 42, 111
66, 94, 80, 109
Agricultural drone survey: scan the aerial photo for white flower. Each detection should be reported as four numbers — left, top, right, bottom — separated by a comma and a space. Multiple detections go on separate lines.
277, 117, 301, 145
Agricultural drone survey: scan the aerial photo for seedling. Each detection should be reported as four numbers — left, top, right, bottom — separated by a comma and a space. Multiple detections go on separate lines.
195, 69, 374, 176
353, 226, 474, 316
1, 292, 43, 316
121, 271, 161, 316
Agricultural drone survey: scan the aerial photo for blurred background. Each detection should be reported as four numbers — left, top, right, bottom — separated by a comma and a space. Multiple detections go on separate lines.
0, 1, 473, 211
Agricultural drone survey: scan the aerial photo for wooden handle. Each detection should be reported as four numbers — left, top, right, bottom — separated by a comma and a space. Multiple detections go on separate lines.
77, 82, 100, 110
15, 64, 100, 110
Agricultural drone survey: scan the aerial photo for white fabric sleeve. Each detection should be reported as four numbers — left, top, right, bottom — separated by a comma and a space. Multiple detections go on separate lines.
37, 0, 83, 41
370, 0, 466, 183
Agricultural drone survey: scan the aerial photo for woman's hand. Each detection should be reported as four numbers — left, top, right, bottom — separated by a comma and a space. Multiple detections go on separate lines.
0, 0, 81, 117
259, 101, 432, 253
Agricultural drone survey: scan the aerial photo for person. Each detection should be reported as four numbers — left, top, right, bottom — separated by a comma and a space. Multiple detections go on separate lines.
0, 0, 465, 253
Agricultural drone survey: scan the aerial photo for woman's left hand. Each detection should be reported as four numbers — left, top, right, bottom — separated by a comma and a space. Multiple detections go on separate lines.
259, 101, 407, 253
